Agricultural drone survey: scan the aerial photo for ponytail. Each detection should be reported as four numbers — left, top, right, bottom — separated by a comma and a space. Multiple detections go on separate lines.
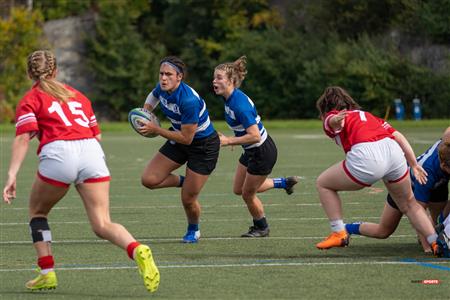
27, 50, 75, 103
215, 55, 248, 88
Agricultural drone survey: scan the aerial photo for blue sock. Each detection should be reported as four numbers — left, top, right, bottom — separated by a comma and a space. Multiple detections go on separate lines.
178, 175, 185, 187
345, 222, 361, 235
273, 177, 286, 189
187, 223, 199, 232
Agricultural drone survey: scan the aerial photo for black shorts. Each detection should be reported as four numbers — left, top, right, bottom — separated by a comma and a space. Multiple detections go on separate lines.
159, 131, 220, 175
239, 135, 277, 176
387, 183, 449, 210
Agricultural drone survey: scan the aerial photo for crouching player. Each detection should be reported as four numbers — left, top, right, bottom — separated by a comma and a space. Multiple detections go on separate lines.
345, 130, 449, 254
314, 86, 440, 255
2, 50, 159, 292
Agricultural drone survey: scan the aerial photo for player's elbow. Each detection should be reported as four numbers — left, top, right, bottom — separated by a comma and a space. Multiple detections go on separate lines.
180, 136, 194, 145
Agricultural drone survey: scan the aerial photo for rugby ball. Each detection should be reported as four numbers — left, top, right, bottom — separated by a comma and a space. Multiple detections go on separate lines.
128, 108, 161, 138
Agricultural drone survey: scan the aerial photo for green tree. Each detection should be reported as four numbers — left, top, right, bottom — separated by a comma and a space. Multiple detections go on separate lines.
0, 8, 44, 123
33, 0, 94, 21
85, 0, 165, 120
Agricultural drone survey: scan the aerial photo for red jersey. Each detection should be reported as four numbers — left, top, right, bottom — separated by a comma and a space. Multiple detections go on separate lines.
323, 110, 396, 153
15, 82, 100, 153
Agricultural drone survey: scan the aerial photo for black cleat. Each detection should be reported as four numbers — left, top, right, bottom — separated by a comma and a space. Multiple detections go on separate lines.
241, 226, 270, 237
284, 176, 299, 195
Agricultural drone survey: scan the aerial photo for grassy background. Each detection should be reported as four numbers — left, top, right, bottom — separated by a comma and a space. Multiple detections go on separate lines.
0, 121, 449, 299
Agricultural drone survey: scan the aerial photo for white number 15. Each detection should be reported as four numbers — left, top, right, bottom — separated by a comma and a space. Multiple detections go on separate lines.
48, 101, 90, 127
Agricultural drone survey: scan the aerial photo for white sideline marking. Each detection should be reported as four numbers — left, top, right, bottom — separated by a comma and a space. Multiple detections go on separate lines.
0, 214, 394, 226
3, 202, 361, 211
1, 260, 448, 273
0, 234, 415, 244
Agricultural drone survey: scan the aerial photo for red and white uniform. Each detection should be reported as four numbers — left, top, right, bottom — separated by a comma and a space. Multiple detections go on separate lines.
16, 82, 100, 153
323, 110, 395, 153
15, 83, 110, 187
323, 110, 407, 186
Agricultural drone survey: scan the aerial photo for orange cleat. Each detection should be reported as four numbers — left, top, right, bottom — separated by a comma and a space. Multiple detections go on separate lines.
431, 241, 442, 257
316, 230, 349, 250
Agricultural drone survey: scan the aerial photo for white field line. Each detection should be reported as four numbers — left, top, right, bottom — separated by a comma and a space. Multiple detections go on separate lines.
2, 201, 361, 211
0, 214, 397, 226
0, 234, 415, 245
1, 260, 448, 273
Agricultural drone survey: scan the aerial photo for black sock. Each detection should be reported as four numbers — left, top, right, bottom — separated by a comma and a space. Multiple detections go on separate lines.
253, 217, 268, 229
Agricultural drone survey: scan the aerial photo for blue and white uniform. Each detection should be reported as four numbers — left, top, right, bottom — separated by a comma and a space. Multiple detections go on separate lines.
224, 89, 267, 149
411, 140, 449, 203
223, 88, 277, 176
144, 81, 219, 176
146, 82, 215, 139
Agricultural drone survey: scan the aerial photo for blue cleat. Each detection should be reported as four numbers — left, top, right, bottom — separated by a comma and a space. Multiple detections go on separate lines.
182, 230, 200, 243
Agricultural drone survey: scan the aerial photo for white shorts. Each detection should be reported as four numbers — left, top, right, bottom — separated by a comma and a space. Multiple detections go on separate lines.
343, 138, 408, 186
38, 139, 110, 187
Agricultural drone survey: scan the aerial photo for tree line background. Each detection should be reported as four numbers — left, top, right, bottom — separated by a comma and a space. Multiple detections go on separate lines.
1, 0, 450, 122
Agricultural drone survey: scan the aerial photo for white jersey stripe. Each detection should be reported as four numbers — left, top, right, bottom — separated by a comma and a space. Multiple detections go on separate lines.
17, 112, 35, 121
16, 117, 37, 127
417, 140, 441, 166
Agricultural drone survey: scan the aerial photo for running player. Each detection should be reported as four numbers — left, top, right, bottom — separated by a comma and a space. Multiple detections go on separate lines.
314, 86, 440, 255
212, 56, 299, 237
345, 128, 450, 253
139, 56, 220, 243
2, 50, 159, 292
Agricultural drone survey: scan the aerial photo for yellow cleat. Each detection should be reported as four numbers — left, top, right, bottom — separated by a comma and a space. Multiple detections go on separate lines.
316, 230, 350, 250
26, 270, 57, 291
135, 244, 160, 293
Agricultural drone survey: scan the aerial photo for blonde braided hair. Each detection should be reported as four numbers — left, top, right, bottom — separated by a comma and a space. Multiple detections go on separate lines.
27, 50, 75, 103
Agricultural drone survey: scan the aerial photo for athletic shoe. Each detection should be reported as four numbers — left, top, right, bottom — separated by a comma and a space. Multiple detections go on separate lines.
182, 230, 200, 243
134, 244, 160, 293
436, 231, 450, 258
316, 230, 350, 249
241, 226, 270, 237
284, 176, 299, 195
25, 270, 57, 291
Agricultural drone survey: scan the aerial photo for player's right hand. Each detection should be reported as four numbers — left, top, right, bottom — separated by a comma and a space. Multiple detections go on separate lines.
3, 177, 17, 204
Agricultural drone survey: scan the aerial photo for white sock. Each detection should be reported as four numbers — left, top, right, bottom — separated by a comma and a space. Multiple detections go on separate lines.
330, 219, 345, 232
426, 233, 438, 245
40, 268, 54, 275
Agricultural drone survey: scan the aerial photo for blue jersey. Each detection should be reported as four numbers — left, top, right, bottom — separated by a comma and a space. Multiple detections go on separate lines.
411, 140, 449, 202
146, 82, 215, 139
224, 89, 267, 149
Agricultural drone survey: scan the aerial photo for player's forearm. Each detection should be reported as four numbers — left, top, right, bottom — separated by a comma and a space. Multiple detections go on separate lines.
226, 133, 260, 146
392, 131, 418, 167
8, 134, 30, 178
156, 127, 194, 145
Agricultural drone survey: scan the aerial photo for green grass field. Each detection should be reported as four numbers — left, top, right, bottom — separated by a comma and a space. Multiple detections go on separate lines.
1, 121, 449, 299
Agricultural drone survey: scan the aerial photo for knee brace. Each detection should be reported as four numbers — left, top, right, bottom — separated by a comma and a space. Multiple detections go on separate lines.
29, 217, 52, 243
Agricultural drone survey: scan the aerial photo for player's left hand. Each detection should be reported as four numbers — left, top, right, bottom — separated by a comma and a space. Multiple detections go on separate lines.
218, 132, 230, 147
412, 164, 428, 185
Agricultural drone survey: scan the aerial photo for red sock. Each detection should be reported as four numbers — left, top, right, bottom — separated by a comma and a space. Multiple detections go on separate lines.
38, 255, 54, 270
126, 241, 141, 260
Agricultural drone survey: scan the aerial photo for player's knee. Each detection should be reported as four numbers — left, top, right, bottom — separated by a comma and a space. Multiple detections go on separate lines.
315, 174, 327, 190
233, 187, 242, 196
141, 175, 160, 189
91, 223, 109, 239
375, 227, 393, 239
29, 217, 52, 243
241, 189, 256, 202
